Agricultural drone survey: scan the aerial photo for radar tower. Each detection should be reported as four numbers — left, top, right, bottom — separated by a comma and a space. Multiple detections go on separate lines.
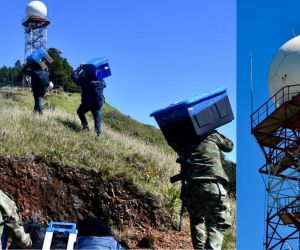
251, 36, 300, 249
22, 1, 50, 59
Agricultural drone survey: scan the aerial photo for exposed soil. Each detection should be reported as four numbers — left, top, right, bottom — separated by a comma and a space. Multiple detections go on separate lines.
0, 155, 192, 249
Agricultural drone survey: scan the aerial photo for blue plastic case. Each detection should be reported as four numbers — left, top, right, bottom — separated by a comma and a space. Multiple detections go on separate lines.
150, 88, 234, 147
26, 48, 53, 67
83, 58, 111, 80
46, 222, 77, 234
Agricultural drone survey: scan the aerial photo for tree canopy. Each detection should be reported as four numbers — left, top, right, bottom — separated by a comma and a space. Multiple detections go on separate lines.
0, 60, 23, 87
47, 48, 79, 93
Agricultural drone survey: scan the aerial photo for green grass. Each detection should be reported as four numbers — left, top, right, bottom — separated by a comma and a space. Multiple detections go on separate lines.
0, 89, 169, 148
0, 89, 236, 249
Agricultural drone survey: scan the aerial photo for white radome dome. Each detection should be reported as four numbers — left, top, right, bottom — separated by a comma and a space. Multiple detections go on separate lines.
26, 1, 47, 18
268, 35, 300, 103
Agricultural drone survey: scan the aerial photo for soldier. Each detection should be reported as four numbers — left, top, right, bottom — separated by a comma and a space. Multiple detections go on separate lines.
71, 65, 106, 136
0, 190, 32, 249
177, 130, 233, 250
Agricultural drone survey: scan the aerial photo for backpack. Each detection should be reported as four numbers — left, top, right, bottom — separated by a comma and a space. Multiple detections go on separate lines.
35, 70, 50, 87
90, 80, 106, 105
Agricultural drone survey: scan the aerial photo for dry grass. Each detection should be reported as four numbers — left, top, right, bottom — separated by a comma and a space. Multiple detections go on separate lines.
224, 197, 236, 249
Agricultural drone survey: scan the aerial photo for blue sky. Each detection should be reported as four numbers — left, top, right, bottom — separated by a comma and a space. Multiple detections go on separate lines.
0, 0, 236, 161
237, 0, 300, 249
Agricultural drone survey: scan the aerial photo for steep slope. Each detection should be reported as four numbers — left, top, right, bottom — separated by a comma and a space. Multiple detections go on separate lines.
0, 155, 189, 248
0, 89, 235, 249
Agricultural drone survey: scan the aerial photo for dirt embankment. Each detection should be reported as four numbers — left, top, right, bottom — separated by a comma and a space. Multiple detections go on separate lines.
0, 155, 192, 249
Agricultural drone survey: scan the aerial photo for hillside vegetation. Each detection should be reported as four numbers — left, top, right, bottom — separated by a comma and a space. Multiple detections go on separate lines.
0, 89, 235, 249
0, 89, 176, 207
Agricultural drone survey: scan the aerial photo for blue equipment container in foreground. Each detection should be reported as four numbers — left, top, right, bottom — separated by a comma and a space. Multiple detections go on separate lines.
46, 222, 77, 234
42, 222, 78, 250
83, 58, 111, 80
150, 88, 234, 148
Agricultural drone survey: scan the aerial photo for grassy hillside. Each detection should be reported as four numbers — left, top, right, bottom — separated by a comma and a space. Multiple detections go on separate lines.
0, 89, 236, 249
0, 90, 176, 206
1, 88, 168, 147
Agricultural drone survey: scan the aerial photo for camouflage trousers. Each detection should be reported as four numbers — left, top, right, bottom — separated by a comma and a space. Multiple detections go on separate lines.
187, 179, 231, 250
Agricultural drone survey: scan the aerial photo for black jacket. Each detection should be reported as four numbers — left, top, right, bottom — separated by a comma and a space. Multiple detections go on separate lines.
23, 68, 49, 97
71, 67, 106, 107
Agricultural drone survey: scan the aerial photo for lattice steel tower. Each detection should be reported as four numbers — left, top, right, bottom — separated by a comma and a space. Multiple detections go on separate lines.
251, 36, 300, 249
252, 86, 300, 249
22, 1, 50, 59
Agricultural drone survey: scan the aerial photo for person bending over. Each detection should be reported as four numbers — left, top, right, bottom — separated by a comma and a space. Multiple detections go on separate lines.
72, 65, 106, 136
74, 217, 123, 249
22, 63, 49, 114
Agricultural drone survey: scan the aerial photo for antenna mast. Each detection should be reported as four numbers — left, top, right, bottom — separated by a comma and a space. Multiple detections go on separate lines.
250, 52, 254, 114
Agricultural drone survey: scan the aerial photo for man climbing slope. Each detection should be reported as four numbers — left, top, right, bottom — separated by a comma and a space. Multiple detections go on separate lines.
71, 64, 106, 136
22, 63, 49, 114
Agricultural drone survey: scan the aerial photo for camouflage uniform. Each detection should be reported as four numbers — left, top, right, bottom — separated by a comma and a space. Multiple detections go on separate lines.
186, 130, 233, 250
0, 190, 31, 249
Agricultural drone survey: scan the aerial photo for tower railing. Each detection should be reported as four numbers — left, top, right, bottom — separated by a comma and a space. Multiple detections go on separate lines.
22, 16, 51, 30
251, 84, 300, 129
277, 197, 300, 212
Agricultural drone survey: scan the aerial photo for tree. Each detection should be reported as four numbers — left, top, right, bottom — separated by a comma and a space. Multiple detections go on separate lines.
47, 48, 79, 92
12, 60, 23, 86
0, 66, 9, 85
14, 60, 22, 68
0, 61, 24, 86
